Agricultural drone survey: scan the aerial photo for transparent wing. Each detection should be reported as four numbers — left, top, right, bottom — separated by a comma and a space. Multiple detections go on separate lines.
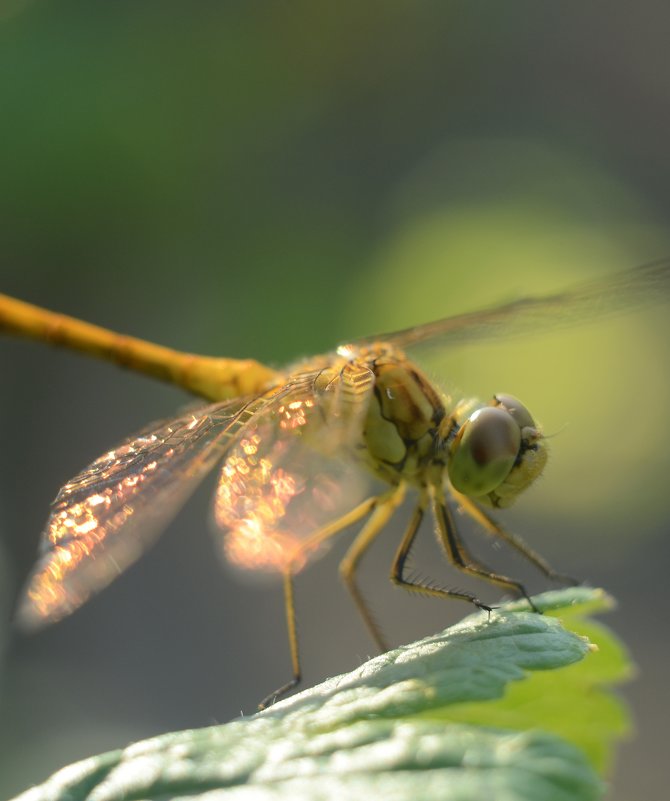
356, 259, 670, 352
213, 361, 377, 574
16, 397, 252, 630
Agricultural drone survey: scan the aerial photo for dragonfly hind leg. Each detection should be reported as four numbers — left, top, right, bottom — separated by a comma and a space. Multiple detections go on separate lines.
257, 493, 385, 710
338, 483, 407, 653
258, 571, 301, 711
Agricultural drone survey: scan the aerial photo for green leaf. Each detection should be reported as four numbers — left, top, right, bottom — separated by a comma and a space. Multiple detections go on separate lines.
434, 588, 632, 776
12, 587, 629, 801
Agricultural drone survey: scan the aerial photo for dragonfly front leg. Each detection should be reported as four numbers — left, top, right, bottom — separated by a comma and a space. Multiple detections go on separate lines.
390, 493, 496, 613
433, 497, 539, 613
453, 490, 580, 587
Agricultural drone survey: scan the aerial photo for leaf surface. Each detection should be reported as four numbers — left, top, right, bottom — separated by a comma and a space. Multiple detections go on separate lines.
13, 587, 629, 801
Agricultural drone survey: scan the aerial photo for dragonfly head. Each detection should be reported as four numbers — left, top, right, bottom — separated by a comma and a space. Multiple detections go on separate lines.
445, 394, 548, 508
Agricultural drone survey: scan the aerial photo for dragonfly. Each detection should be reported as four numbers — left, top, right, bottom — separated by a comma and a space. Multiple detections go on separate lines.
1, 260, 668, 709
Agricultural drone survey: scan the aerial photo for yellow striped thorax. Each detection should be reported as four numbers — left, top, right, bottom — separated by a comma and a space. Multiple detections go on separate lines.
334, 344, 547, 508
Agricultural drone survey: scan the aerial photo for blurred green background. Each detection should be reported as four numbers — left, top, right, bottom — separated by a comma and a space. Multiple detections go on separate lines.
1, 2, 669, 799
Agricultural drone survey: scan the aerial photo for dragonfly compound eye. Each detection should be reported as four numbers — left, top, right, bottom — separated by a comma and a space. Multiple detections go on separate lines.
447, 406, 521, 496
492, 393, 536, 429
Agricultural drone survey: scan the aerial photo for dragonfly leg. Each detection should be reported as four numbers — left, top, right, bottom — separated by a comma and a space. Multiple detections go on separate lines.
390, 495, 495, 613
258, 571, 301, 711
338, 483, 407, 653
432, 497, 538, 612
452, 490, 580, 586
257, 494, 383, 710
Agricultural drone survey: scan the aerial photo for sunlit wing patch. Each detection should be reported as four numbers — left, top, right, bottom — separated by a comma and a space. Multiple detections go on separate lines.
214, 364, 376, 574
16, 397, 250, 631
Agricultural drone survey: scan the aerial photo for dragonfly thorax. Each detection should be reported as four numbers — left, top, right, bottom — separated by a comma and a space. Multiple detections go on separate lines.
359, 353, 447, 486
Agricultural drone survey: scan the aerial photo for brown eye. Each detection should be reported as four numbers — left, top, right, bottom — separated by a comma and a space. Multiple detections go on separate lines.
493, 394, 535, 430
447, 406, 521, 496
